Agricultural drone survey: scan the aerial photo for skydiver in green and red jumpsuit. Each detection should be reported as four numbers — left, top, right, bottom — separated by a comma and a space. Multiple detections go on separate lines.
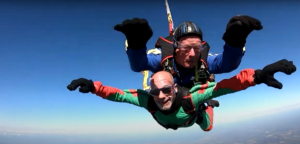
67, 59, 296, 131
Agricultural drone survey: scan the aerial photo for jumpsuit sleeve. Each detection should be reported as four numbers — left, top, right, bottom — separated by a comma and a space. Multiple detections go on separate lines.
207, 44, 245, 74
92, 81, 150, 109
190, 68, 256, 107
126, 46, 161, 73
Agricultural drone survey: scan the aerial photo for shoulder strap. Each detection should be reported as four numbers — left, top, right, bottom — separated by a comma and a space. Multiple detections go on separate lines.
200, 41, 210, 67
192, 41, 211, 85
180, 86, 195, 115
179, 86, 205, 126
155, 36, 175, 74
146, 96, 158, 113
180, 86, 207, 125
156, 36, 174, 62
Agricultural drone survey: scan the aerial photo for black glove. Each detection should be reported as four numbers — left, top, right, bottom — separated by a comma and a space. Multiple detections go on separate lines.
206, 99, 219, 108
67, 78, 95, 93
114, 18, 153, 50
254, 59, 296, 89
222, 15, 263, 47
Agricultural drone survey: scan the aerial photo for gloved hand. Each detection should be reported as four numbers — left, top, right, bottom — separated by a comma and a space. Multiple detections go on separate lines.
67, 78, 95, 93
254, 59, 296, 89
114, 18, 153, 50
206, 99, 219, 108
222, 15, 263, 47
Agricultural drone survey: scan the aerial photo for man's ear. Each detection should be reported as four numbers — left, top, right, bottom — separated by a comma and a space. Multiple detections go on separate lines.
175, 48, 180, 54
174, 83, 178, 93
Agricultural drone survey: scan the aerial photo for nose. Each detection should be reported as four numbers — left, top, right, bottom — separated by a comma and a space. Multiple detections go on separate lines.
188, 48, 195, 57
158, 91, 166, 99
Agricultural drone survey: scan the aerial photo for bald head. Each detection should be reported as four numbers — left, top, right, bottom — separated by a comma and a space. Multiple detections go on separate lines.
149, 71, 177, 111
151, 71, 174, 84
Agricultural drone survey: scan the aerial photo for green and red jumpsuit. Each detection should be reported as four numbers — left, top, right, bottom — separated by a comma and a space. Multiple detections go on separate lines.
92, 69, 256, 131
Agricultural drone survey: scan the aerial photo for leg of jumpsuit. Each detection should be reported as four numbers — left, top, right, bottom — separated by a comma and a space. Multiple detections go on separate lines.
198, 106, 214, 131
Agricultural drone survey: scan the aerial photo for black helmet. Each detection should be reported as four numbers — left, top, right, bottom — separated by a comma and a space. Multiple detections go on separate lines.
173, 21, 203, 41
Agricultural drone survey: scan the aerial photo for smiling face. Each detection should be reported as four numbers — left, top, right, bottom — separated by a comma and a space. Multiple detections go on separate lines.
174, 35, 202, 68
149, 71, 178, 111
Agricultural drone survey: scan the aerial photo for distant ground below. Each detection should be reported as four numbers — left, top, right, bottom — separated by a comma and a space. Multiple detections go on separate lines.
0, 107, 299, 144
186, 107, 300, 144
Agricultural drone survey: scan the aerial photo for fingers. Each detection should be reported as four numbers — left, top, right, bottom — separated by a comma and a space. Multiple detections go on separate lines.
235, 21, 243, 26
120, 19, 136, 32
67, 80, 81, 91
231, 21, 243, 28
115, 18, 149, 32
67, 85, 74, 91
282, 64, 296, 75
129, 18, 149, 26
131, 18, 142, 24
266, 77, 283, 89
139, 18, 150, 29
139, 18, 149, 25
113, 18, 137, 32
126, 18, 149, 30
277, 59, 297, 75
229, 15, 263, 30
67, 82, 90, 93
252, 19, 263, 30
246, 16, 263, 30
229, 16, 250, 26
79, 87, 91, 93
114, 24, 123, 31
226, 21, 243, 31
67, 78, 88, 91
242, 15, 263, 30
254, 24, 263, 30
285, 60, 297, 73
122, 19, 133, 27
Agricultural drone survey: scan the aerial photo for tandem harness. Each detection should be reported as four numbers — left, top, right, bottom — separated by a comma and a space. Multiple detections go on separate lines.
145, 36, 212, 130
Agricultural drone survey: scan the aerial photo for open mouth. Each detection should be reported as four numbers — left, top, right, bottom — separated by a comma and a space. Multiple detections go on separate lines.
160, 99, 170, 105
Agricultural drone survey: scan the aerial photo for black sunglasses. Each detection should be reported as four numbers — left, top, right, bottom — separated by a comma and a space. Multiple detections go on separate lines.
148, 85, 174, 96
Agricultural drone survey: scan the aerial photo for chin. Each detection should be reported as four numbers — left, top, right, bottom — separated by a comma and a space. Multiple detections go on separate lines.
183, 63, 195, 68
160, 106, 172, 111
157, 102, 173, 111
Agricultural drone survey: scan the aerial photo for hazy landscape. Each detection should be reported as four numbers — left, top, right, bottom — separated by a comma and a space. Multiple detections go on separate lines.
189, 107, 300, 144
1, 107, 299, 144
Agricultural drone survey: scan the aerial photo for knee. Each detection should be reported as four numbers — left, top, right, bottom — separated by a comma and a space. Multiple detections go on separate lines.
203, 125, 213, 132
199, 120, 214, 132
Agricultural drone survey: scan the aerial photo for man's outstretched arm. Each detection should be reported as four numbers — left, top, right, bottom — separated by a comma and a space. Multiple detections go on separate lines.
191, 68, 256, 106
207, 44, 245, 74
191, 59, 296, 106
92, 81, 149, 109
208, 15, 264, 74
126, 46, 161, 72
115, 18, 159, 72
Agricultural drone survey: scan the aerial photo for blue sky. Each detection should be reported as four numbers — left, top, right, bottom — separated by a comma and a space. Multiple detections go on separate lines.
0, 1, 299, 140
